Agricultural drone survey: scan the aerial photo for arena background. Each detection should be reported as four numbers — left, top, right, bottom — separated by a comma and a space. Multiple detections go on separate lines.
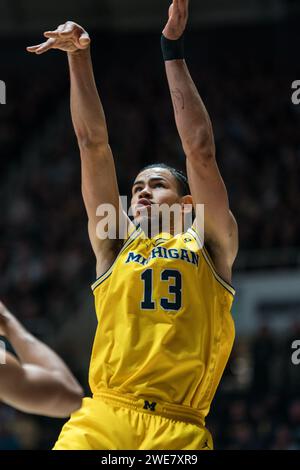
1, 0, 300, 449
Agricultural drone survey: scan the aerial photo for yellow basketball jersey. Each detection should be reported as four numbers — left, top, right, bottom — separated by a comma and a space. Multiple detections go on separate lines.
89, 224, 235, 422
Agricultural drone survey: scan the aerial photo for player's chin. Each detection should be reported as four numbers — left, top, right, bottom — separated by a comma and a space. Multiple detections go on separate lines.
133, 206, 151, 220
133, 212, 151, 225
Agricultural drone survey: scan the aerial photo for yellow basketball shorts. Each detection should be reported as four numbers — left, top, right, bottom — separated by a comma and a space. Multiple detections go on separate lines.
53, 389, 213, 450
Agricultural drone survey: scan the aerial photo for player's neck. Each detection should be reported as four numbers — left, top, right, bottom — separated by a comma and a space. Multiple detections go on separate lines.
138, 219, 184, 238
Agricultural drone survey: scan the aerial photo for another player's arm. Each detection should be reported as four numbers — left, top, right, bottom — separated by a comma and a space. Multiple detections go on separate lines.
162, 1, 238, 282
27, 23, 131, 274
0, 303, 83, 417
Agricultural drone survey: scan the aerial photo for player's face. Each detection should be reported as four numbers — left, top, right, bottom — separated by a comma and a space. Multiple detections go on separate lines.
130, 168, 182, 224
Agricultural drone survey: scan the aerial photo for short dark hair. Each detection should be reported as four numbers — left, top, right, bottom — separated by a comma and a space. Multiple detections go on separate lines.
140, 163, 190, 196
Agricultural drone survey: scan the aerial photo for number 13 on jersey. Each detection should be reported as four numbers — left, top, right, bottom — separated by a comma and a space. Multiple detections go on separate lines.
140, 269, 182, 311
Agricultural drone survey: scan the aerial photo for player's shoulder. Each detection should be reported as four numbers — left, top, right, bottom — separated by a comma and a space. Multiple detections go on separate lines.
179, 224, 203, 252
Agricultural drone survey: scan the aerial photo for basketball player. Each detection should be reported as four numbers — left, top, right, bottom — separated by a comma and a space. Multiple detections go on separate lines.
27, 0, 238, 449
0, 302, 83, 417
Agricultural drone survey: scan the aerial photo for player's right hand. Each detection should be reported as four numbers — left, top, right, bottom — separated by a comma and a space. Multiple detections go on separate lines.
26, 21, 91, 55
162, 0, 189, 40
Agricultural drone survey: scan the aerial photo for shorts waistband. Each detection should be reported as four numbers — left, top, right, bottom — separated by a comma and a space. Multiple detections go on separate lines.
93, 389, 205, 428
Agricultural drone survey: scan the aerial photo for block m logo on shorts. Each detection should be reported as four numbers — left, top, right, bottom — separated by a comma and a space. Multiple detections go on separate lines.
143, 400, 157, 412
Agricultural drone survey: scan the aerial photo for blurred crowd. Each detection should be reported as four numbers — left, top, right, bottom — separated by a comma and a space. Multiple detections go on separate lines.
207, 323, 300, 449
0, 26, 300, 449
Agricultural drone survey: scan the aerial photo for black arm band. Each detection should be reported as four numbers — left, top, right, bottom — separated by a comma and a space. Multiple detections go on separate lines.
161, 34, 185, 61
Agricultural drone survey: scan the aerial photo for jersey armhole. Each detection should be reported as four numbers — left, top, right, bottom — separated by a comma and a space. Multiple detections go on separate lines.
91, 223, 142, 292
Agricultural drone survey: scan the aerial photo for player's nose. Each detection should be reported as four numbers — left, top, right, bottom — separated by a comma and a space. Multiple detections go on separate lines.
138, 186, 152, 199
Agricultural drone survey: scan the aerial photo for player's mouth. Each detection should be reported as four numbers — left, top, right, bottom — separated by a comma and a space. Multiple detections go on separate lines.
134, 199, 154, 217
136, 198, 152, 208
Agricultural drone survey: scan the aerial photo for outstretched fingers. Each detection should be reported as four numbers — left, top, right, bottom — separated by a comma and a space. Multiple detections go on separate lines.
26, 44, 41, 53
26, 38, 56, 54
27, 24, 63, 53
43, 23, 65, 39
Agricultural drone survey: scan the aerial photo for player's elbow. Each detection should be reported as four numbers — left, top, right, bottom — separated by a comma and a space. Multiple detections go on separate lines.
58, 376, 84, 416
71, 383, 84, 412
58, 387, 84, 417
48, 383, 84, 418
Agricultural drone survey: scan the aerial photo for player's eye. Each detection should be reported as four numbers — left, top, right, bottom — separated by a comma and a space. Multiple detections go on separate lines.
154, 182, 165, 188
133, 186, 142, 193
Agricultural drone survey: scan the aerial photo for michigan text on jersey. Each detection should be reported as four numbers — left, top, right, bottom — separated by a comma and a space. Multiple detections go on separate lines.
126, 247, 199, 267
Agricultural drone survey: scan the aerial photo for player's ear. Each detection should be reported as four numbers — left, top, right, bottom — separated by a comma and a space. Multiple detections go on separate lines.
180, 195, 193, 214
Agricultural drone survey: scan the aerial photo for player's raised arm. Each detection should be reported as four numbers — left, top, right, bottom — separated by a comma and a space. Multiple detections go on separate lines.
0, 302, 83, 417
162, 1, 238, 282
27, 22, 130, 272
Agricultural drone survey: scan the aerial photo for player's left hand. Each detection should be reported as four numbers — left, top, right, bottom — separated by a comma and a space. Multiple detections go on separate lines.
162, 0, 189, 40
